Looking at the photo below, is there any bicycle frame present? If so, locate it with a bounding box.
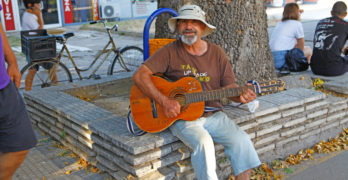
[56,26,121,80]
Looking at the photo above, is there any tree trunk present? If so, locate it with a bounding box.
[155,0,276,84]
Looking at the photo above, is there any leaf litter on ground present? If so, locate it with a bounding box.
[228,128,348,180]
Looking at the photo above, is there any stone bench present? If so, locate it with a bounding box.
[23,75,348,179]
[279,69,348,94]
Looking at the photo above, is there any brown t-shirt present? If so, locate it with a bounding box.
[144,40,236,109]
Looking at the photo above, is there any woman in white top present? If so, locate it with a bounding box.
[269,3,312,71]
[21,0,43,31]
[21,0,58,91]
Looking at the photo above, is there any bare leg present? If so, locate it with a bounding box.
[25,69,37,91]
[236,169,252,180]
[48,67,58,84]
[342,45,348,55]
[304,46,312,64]
[0,150,29,180]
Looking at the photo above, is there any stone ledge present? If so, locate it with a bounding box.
[24,76,348,179]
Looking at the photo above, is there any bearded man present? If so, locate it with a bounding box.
[132,4,261,180]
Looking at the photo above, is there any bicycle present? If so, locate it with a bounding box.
[20,19,144,91]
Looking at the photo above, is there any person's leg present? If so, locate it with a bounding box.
[25,65,39,91]
[0,150,29,180]
[343,56,348,73]
[342,45,348,55]
[204,111,261,178]
[170,118,218,180]
[48,67,58,83]
[25,69,37,91]
[42,62,58,84]
[272,50,290,75]
[0,82,37,180]
[236,169,252,180]
[304,46,312,64]
[272,50,288,70]
[344,54,348,63]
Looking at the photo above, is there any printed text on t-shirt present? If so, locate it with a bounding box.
[181,64,210,82]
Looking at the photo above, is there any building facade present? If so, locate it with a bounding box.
[0,0,157,32]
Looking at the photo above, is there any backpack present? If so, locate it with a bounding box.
[285,48,309,72]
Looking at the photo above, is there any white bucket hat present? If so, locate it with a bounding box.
[168,4,216,37]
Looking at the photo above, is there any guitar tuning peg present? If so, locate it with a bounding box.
[247,80,261,94]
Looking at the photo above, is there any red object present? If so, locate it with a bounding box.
[63,0,73,24]
[2,0,15,31]
[92,0,99,21]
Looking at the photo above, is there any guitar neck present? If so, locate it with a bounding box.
[185,86,255,104]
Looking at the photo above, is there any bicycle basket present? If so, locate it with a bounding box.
[21,29,56,63]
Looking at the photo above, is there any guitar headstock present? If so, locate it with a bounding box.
[251,79,285,95]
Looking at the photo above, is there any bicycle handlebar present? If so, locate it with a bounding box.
[89,19,118,32]
[111,24,118,31]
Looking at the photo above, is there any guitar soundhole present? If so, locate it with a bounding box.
[174,94,186,106]
[175,94,190,112]
[169,89,189,112]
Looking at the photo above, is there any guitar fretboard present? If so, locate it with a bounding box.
[185,86,255,104]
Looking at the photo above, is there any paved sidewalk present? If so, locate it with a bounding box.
[284,150,348,180]
[13,127,111,180]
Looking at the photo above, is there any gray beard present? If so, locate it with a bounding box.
[181,35,197,46]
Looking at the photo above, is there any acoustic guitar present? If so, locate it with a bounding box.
[130,75,285,133]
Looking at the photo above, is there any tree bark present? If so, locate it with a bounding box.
[155,0,276,84]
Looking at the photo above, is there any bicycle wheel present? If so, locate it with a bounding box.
[108,46,143,75]
[20,60,73,91]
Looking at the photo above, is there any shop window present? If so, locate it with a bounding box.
[63,0,99,24]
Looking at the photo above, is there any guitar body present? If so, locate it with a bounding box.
[130,76,205,133]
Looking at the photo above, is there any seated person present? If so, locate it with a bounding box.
[132,4,261,179]
[310,1,348,76]
[269,3,312,73]
[22,0,57,90]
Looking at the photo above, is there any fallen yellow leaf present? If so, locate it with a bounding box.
[126,174,136,180]
[77,157,90,169]
[69,153,78,158]
[90,166,99,173]
[228,175,235,180]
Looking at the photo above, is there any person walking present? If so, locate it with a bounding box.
[0,4,37,179]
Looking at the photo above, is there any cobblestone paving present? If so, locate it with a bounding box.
[13,127,112,180]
